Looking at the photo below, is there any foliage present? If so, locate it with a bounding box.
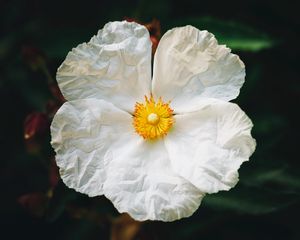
[1,0,299,239]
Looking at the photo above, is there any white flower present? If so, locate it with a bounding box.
[51,21,256,222]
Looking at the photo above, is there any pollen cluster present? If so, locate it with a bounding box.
[133,95,174,140]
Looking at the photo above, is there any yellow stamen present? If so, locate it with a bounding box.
[133,95,174,140]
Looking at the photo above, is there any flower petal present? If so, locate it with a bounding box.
[50,99,132,196]
[103,138,204,221]
[164,98,256,194]
[152,26,245,113]
[57,21,152,112]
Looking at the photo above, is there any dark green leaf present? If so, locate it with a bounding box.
[203,185,299,214]
[45,181,78,222]
[169,16,275,52]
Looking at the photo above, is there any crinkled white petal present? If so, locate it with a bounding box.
[50,99,133,196]
[152,25,245,113]
[103,138,204,222]
[164,98,256,194]
[51,99,204,221]
[56,21,152,112]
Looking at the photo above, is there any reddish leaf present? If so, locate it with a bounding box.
[49,158,60,189]
[48,82,65,103]
[18,192,49,217]
[24,112,49,140]
[111,214,142,240]
[144,18,161,39]
[150,35,159,55]
[46,100,61,118]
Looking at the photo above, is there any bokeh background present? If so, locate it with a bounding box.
[1,0,299,239]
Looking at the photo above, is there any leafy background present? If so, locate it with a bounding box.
[1,0,299,239]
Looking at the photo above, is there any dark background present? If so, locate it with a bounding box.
[1,0,300,239]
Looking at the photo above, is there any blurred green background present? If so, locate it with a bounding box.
[1,0,300,239]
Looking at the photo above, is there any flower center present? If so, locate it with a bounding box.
[147,113,159,125]
[133,95,174,140]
